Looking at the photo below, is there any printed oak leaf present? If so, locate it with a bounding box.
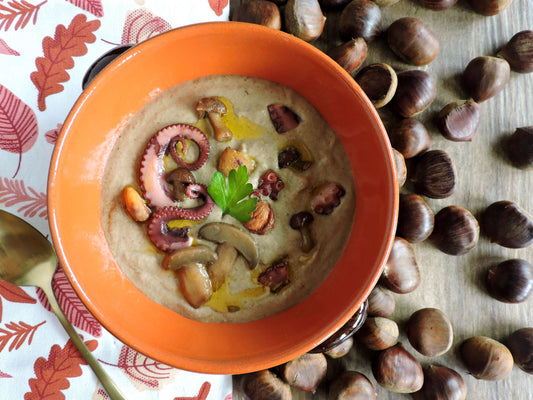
[0,320,46,352]
[0,38,20,55]
[174,382,211,400]
[101,345,177,390]
[0,178,47,218]
[0,0,46,31]
[30,13,100,111]
[121,8,171,44]
[66,0,104,17]
[44,123,62,144]
[0,280,36,324]
[25,338,98,400]
[208,0,228,16]
[0,83,39,178]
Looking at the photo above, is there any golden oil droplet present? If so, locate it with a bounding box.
[206,280,266,313]
[217,97,267,140]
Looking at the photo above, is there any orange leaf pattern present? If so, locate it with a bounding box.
[0,0,46,31]
[208,0,228,16]
[0,38,20,55]
[24,338,98,400]
[65,0,104,17]
[121,8,171,44]
[30,13,100,111]
[0,320,46,352]
[0,177,47,218]
[174,382,211,400]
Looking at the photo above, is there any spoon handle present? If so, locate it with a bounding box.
[41,282,127,400]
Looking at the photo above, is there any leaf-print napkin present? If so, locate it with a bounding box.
[0,1,232,399]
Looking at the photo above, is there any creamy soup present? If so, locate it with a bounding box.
[101,75,355,323]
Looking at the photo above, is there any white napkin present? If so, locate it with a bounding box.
[0,1,232,398]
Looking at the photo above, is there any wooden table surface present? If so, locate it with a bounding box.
[230,0,533,399]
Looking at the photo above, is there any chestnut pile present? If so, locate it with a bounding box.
[232,0,533,399]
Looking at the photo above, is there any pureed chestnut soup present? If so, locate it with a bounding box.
[101,75,356,323]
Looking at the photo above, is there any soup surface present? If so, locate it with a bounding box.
[101,75,356,323]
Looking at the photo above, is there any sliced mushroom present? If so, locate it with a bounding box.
[207,242,238,291]
[175,263,213,308]
[196,97,232,142]
[290,211,315,252]
[165,168,195,202]
[161,245,217,271]
[198,222,259,269]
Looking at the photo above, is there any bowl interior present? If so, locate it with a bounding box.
[48,22,397,374]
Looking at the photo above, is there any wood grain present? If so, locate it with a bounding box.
[230,0,533,399]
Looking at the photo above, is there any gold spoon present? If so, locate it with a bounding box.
[0,210,126,400]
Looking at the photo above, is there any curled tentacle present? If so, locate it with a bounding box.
[147,184,215,252]
[139,124,209,208]
[169,125,210,171]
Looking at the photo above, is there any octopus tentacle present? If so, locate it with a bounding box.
[139,124,209,208]
[169,125,210,171]
[147,184,215,252]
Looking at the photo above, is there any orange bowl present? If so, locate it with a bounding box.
[48,22,398,374]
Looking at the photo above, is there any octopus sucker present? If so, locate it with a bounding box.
[139,124,209,208]
[146,184,215,252]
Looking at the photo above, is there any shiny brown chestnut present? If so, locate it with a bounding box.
[460,336,514,381]
[463,56,510,102]
[324,336,353,359]
[393,148,407,187]
[391,70,437,118]
[328,371,376,400]
[507,328,533,374]
[232,0,282,29]
[319,0,351,9]
[412,365,467,400]
[406,308,453,357]
[506,126,533,169]
[355,63,397,109]
[482,200,533,248]
[468,0,514,16]
[284,0,326,42]
[280,352,327,392]
[367,285,395,318]
[328,38,368,74]
[242,370,292,400]
[339,0,382,42]
[388,118,432,159]
[412,149,456,199]
[498,30,533,73]
[419,0,458,10]
[355,317,399,351]
[436,100,481,142]
[372,343,424,393]
[380,237,420,294]
[397,194,435,243]
[486,259,533,303]
[432,205,479,255]
[387,17,439,66]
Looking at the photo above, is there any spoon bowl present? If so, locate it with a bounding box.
[0,210,125,400]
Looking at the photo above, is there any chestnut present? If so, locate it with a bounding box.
[486,259,533,303]
[280,352,327,392]
[285,0,326,42]
[412,150,457,199]
[355,316,399,351]
[242,370,292,400]
[387,17,439,66]
[328,371,376,400]
[354,63,397,109]
[412,365,467,400]
[432,205,479,255]
[498,30,533,73]
[436,100,481,142]
[391,70,437,118]
[380,237,420,294]
[506,126,533,169]
[468,0,514,16]
[388,118,432,159]
[372,343,424,393]
[419,0,458,10]
[507,328,533,374]
[367,285,395,318]
[327,38,368,74]
[232,1,282,30]
[482,200,533,248]
[397,193,435,243]
[392,148,407,187]
[319,0,351,9]
[460,336,514,381]
[324,336,353,359]
[406,308,453,357]
[463,56,510,102]
[339,0,382,42]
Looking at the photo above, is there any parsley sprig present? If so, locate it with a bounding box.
[207,166,258,223]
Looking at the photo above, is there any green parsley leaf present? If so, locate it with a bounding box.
[207,165,258,223]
